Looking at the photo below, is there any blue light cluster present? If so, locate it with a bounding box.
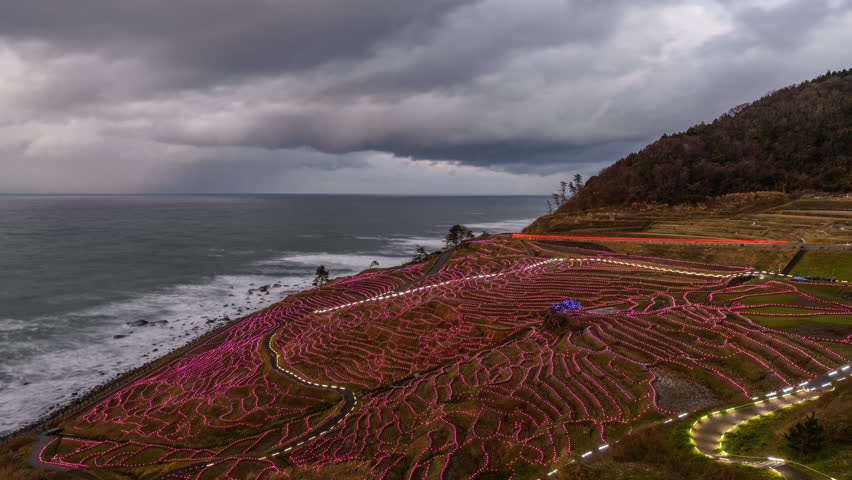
[553,299,582,312]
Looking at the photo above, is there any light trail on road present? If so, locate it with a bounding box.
[513,233,788,244]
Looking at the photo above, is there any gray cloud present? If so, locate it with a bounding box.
[0,0,850,193]
[0,1,471,79]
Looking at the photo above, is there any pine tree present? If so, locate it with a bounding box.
[312,265,330,287]
[445,225,474,249]
[784,413,825,457]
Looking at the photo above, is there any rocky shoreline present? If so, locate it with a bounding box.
[0,282,298,444]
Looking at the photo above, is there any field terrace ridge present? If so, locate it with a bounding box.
[37,237,851,480]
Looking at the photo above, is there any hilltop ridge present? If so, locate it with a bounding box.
[559,69,852,212]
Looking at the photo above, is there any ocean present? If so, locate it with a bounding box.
[0,194,544,436]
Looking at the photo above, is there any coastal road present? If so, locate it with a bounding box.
[511,233,852,251]
[692,367,850,479]
[392,249,452,292]
[29,434,100,480]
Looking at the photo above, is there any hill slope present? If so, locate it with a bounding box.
[562,69,852,211]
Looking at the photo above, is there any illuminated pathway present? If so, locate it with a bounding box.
[530,366,851,480]
[691,365,850,480]
[262,330,357,452]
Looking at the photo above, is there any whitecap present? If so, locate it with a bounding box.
[465,218,535,232]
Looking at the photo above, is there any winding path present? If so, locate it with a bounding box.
[147,331,358,480]
[29,434,100,480]
[691,367,850,479]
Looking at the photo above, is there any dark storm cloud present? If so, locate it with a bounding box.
[0,0,474,87]
[0,0,851,193]
[373,139,652,174]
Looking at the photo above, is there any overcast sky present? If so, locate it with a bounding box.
[1,0,850,194]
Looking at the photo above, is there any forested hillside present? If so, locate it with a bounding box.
[560,69,852,211]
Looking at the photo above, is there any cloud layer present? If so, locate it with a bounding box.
[1,0,850,193]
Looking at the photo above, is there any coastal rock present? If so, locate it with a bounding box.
[127,319,149,327]
[113,334,128,339]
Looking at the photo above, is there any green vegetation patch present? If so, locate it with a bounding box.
[791,250,852,281]
[739,312,852,329]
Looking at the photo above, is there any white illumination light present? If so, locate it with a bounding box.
[581,451,592,457]
[768,457,785,462]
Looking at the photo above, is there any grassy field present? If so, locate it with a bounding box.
[721,380,852,480]
[791,250,852,281]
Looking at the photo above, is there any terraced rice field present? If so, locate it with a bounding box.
[38,238,851,480]
[530,196,852,244]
